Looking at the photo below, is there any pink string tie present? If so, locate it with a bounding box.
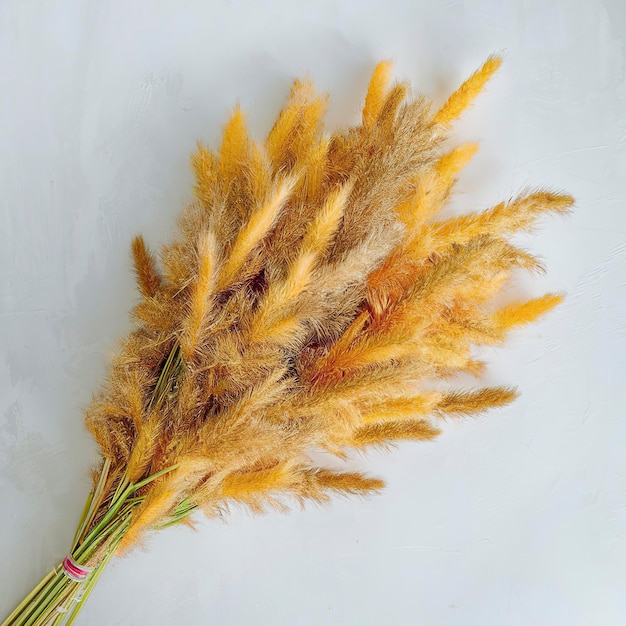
[62,555,94,583]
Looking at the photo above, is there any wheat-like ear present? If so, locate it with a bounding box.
[493,293,565,330]
[396,141,480,230]
[265,79,327,173]
[218,105,250,184]
[352,420,442,447]
[436,142,479,182]
[291,182,351,284]
[131,235,162,298]
[181,229,218,358]
[431,191,574,244]
[359,393,443,423]
[362,60,393,127]
[217,176,295,290]
[433,54,503,125]
[311,469,385,496]
[435,387,519,417]
[191,143,219,208]
[126,418,163,483]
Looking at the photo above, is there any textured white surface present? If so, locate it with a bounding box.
[1,1,625,624]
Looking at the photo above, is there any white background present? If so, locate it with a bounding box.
[1,1,625,624]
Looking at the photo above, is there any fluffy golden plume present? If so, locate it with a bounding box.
[362,60,393,126]
[216,175,294,290]
[181,229,217,358]
[433,54,503,125]
[493,293,565,330]
[131,235,162,298]
[435,387,519,417]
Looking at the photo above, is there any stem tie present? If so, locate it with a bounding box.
[61,555,93,583]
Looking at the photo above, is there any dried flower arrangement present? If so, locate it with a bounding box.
[2,55,571,625]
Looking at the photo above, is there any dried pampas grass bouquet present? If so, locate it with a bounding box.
[3,55,571,625]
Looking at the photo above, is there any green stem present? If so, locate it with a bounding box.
[63,524,128,626]
[72,458,111,551]
[3,341,185,626]
[2,464,179,626]
[1,569,58,626]
[20,572,67,626]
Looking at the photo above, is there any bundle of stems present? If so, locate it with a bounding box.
[3,55,571,625]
